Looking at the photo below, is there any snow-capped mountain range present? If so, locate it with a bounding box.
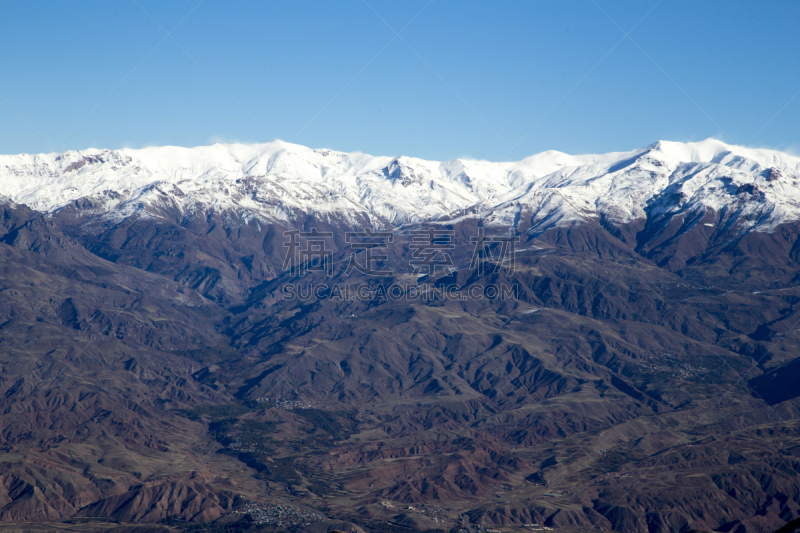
[1,139,799,233]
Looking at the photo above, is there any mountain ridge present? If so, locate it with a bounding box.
[2,139,799,234]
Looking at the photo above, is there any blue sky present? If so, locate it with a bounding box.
[1,1,798,160]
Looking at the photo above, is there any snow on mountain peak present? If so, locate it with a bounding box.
[1,139,799,234]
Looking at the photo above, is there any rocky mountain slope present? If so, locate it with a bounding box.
[1,140,800,533]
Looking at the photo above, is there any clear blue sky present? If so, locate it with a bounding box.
[1,1,798,161]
